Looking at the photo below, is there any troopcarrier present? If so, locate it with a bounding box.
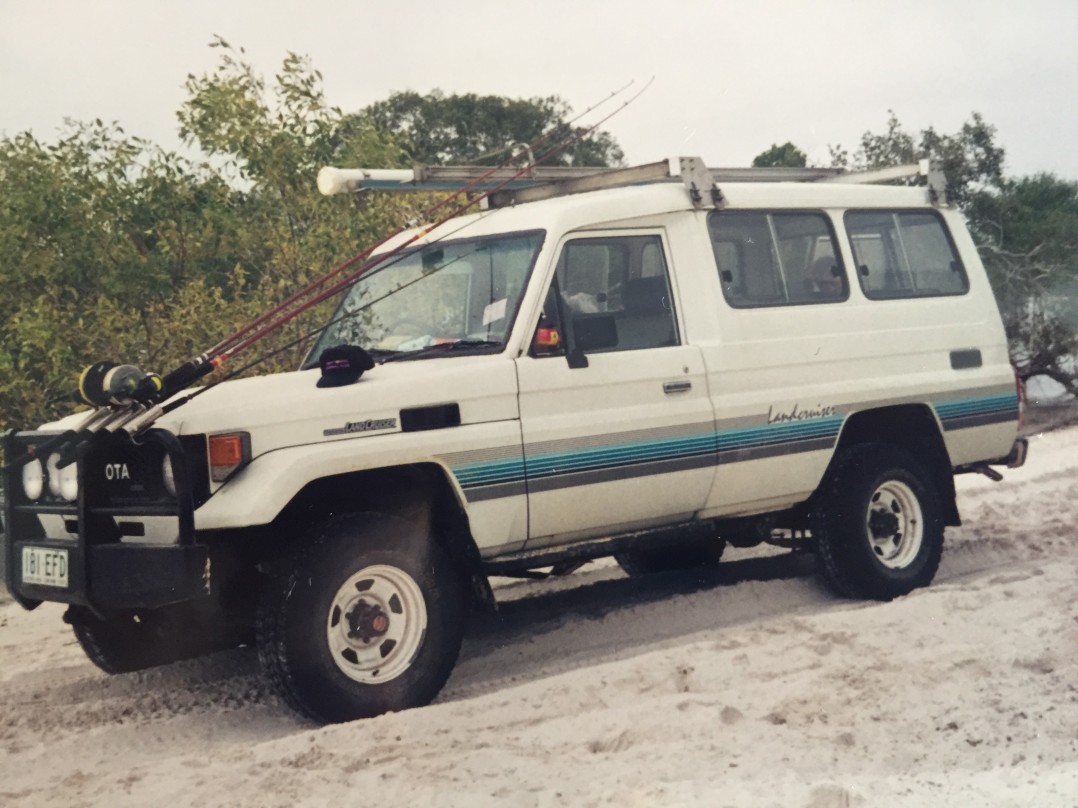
[3,156,1027,723]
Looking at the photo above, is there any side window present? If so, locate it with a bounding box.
[845,210,969,299]
[555,234,679,352]
[707,211,847,307]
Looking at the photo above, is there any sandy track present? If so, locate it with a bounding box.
[2,426,1076,807]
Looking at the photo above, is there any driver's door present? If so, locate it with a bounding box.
[515,231,716,547]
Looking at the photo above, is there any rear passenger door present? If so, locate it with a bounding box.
[701,210,851,515]
[515,230,716,547]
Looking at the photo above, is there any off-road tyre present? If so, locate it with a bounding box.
[615,538,726,577]
[256,513,466,724]
[811,444,944,600]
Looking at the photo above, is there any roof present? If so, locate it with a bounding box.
[379,179,939,251]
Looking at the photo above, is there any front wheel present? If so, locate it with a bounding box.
[256,513,466,723]
[811,444,944,600]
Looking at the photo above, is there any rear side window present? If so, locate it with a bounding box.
[707,211,847,307]
[845,210,968,299]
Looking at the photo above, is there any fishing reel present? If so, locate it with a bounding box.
[76,361,163,406]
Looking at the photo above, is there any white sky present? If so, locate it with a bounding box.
[2,0,1076,179]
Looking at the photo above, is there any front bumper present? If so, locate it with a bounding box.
[3,427,209,612]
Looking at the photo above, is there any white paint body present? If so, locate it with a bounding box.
[43,180,1021,555]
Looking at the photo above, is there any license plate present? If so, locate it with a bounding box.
[22,546,69,588]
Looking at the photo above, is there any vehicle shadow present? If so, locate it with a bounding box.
[443,550,828,702]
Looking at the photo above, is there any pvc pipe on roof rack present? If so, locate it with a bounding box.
[317,167,417,196]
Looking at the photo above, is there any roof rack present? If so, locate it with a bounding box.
[317,156,949,209]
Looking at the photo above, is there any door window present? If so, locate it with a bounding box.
[554,235,679,352]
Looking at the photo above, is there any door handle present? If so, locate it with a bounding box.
[663,380,692,394]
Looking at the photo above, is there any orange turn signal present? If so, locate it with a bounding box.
[208,432,250,482]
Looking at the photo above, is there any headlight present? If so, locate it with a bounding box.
[47,453,63,497]
[47,452,78,501]
[22,458,44,501]
[162,455,177,497]
[57,458,78,502]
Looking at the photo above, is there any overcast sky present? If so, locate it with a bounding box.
[3,0,1076,179]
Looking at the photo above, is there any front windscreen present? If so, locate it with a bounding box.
[308,230,545,363]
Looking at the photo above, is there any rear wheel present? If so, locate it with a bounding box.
[256,513,466,723]
[811,444,944,600]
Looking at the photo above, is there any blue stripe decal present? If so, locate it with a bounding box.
[934,393,1018,425]
[450,393,1017,498]
[524,433,715,478]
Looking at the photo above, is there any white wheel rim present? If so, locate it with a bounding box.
[326,564,427,684]
[865,479,924,569]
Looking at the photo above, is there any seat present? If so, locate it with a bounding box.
[617,277,676,349]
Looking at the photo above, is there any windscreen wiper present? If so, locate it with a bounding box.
[379,339,503,363]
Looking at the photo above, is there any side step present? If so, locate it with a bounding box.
[482,520,717,577]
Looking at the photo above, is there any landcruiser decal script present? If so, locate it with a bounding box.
[446,389,1019,502]
[766,403,838,424]
[323,418,397,437]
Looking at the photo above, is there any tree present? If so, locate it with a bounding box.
[752,142,807,168]
[834,111,1005,205]
[831,111,1075,393]
[177,39,430,373]
[0,123,258,429]
[967,174,1078,393]
[1,41,630,431]
[361,90,624,167]
[0,40,419,430]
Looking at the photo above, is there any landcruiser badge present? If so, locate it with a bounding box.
[323,418,397,437]
[766,403,838,424]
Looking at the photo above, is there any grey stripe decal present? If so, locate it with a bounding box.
[451,384,1018,502]
[717,434,836,464]
[463,481,529,502]
[525,453,716,494]
[525,419,714,457]
[941,411,1018,431]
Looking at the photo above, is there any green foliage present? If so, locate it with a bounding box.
[967,175,1078,393]
[0,123,254,429]
[177,37,422,373]
[832,111,1005,205]
[827,111,1074,392]
[361,89,624,167]
[752,142,807,168]
[0,42,414,430]
[0,40,628,432]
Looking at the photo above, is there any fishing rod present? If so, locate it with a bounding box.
[4,80,653,470]
[201,81,635,363]
[121,81,638,406]
[154,215,502,420]
[204,78,653,373]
